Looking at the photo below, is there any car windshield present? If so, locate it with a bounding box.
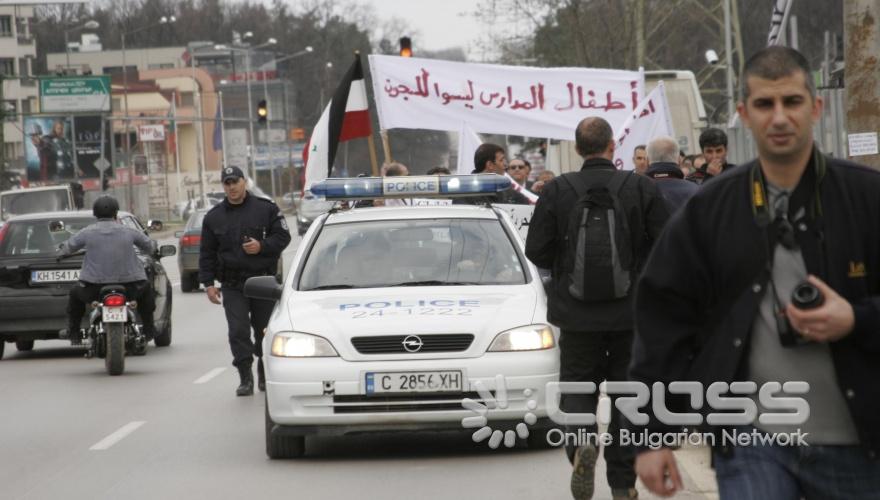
[1,190,71,220]
[298,218,526,290]
[187,211,207,230]
[0,217,94,256]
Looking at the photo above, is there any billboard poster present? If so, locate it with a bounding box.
[73,116,112,179]
[24,116,112,183]
[24,116,75,182]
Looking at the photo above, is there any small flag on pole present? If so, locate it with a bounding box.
[212,102,222,152]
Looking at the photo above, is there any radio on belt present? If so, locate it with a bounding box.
[309,174,511,200]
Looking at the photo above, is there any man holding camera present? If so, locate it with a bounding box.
[631,46,880,499]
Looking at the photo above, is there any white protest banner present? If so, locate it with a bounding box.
[457,122,483,174]
[613,82,675,171]
[370,55,643,140]
[493,203,536,241]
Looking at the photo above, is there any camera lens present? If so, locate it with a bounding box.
[791,282,823,310]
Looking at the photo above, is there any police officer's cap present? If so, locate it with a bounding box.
[222,166,245,183]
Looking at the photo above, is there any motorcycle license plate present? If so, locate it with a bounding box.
[102,306,126,323]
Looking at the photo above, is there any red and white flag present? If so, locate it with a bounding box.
[303,54,372,191]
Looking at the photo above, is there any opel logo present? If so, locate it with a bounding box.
[402,335,424,353]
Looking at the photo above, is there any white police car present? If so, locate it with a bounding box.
[245,174,559,458]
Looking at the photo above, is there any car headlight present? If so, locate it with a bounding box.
[487,324,555,352]
[271,332,338,357]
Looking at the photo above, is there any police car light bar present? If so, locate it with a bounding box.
[309,174,511,200]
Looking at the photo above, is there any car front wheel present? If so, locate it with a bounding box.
[15,340,34,352]
[265,400,305,459]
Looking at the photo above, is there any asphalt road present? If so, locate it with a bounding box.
[0,219,718,500]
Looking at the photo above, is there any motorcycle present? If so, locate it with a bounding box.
[82,284,147,376]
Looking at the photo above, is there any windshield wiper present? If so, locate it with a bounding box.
[388,280,481,287]
[304,284,358,291]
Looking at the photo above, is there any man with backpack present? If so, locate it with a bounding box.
[525,117,669,500]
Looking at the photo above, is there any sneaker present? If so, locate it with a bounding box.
[570,444,598,499]
[611,488,638,499]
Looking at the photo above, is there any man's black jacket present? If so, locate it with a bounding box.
[645,161,698,213]
[525,157,669,332]
[199,192,291,286]
[631,153,880,457]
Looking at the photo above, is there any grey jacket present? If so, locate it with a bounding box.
[61,219,155,283]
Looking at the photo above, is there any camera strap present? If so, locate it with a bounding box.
[750,147,828,342]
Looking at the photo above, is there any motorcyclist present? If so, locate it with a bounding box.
[58,195,157,345]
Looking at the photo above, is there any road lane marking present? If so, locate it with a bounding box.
[89,421,146,451]
[194,367,227,384]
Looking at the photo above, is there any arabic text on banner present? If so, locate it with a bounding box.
[369,55,643,141]
[613,81,675,171]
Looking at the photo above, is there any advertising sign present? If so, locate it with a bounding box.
[24,116,111,182]
[39,76,112,113]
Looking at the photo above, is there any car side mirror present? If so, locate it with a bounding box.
[147,220,163,232]
[244,276,283,301]
[158,244,176,257]
[174,231,184,238]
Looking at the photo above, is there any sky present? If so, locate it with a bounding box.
[363,0,484,57]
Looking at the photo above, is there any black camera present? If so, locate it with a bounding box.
[778,281,824,347]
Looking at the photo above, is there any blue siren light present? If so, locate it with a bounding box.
[309,174,511,200]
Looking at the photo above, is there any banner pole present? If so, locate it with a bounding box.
[367,135,380,176]
[380,129,392,165]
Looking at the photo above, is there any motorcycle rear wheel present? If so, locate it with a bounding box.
[105,323,125,376]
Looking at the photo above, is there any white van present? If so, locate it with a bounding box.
[0,185,79,223]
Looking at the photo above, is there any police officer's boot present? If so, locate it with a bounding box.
[236,365,254,396]
[257,358,266,392]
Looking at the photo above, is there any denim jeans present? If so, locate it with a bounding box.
[713,434,880,500]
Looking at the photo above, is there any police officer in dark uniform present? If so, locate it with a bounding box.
[198,166,291,396]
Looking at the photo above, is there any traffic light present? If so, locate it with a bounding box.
[399,37,412,57]
[257,99,268,124]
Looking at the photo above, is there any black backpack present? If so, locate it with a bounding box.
[561,170,634,302]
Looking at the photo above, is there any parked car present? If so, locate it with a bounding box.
[181,196,221,222]
[281,192,299,211]
[176,208,209,292]
[0,210,175,359]
[295,189,334,236]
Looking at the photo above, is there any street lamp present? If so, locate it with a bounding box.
[214,37,277,182]
[121,15,175,212]
[256,46,314,198]
[63,20,99,74]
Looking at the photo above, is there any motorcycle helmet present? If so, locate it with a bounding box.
[93,195,119,219]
